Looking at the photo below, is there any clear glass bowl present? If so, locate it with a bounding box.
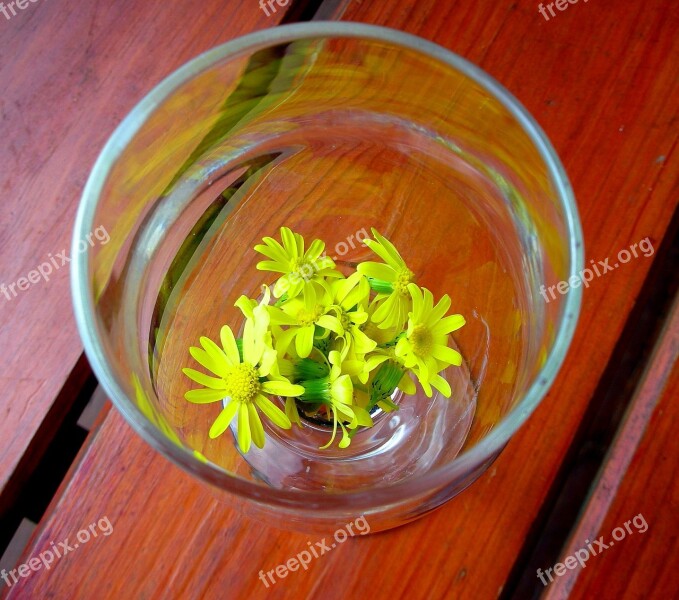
[71,22,583,533]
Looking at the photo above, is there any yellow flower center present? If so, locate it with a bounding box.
[297,305,323,327]
[410,324,433,357]
[291,257,315,280]
[394,268,414,297]
[339,310,352,331]
[223,362,260,403]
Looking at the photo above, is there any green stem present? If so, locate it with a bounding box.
[294,358,330,381]
[369,360,404,409]
[367,278,394,295]
[298,378,331,403]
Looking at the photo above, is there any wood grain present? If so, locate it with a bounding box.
[0,0,283,514]
[546,294,679,599]
[4,0,679,599]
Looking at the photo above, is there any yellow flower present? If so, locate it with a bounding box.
[357,228,416,330]
[183,304,303,453]
[394,284,465,398]
[267,282,332,358]
[361,299,400,345]
[298,351,372,449]
[255,226,341,299]
[234,285,277,375]
[317,272,377,357]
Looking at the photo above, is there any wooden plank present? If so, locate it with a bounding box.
[0,0,285,516]
[545,295,679,599]
[5,1,679,599]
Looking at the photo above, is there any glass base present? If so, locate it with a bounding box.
[229,361,477,491]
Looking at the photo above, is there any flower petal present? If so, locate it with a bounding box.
[185,388,227,403]
[242,318,263,365]
[188,346,220,375]
[331,374,354,405]
[371,229,405,266]
[422,287,435,315]
[431,374,452,397]
[286,276,305,299]
[234,295,255,320]
[209,400,239,437]
[302,281,317,310]
[285,397,302,426]
[364,237,399,269]
[408,284,424,321]
[237,403,251,453]
[294,230,304,257]
[255,237,288,263]
[305,238,325,262]
[274,327,297,356]
[357,261,396,282]
[199,336,232,375]
[338,423,352,448]
[219,325,240,364]
[248,403,265,449]
[371,292,397,325]
[261,379,304,397]
[317,314,343,335]
[320,409,339,450]
[345,282,370,311]
[428,294,452,325]
[182,368,225,390]
[259,346,277,377]
[268,307,298,326]
[254,394,292,429]
[431,344,463,366]
[256,260,286,273]
[349,310,368,325]
[280,227,299,258]
[342,359,364,376]
[295,325,314,358]
[352,406,374,427]
[352,327,377,354]
[398,372,417,395]
[273,275,292,299]
[432,314,466,335]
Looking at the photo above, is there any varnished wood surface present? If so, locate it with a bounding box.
[546,296,679,599]
[0,0,285,513]
[2,0,678,599]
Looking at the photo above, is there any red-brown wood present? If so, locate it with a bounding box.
[0,0,285,513]
[545,295,679,599]
[3,0,679,599]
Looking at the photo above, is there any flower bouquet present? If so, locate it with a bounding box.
[183,227,466,452]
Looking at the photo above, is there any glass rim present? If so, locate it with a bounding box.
[71,21,584,512]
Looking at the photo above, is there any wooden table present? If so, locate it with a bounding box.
[1,0,677,598]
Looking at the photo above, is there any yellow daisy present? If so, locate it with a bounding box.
[394,284,465,397]
[254,226,342,299]
[357,228,416,330]
[317,272,377,357]
[267,281,332,358]
[183,309,303,453]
